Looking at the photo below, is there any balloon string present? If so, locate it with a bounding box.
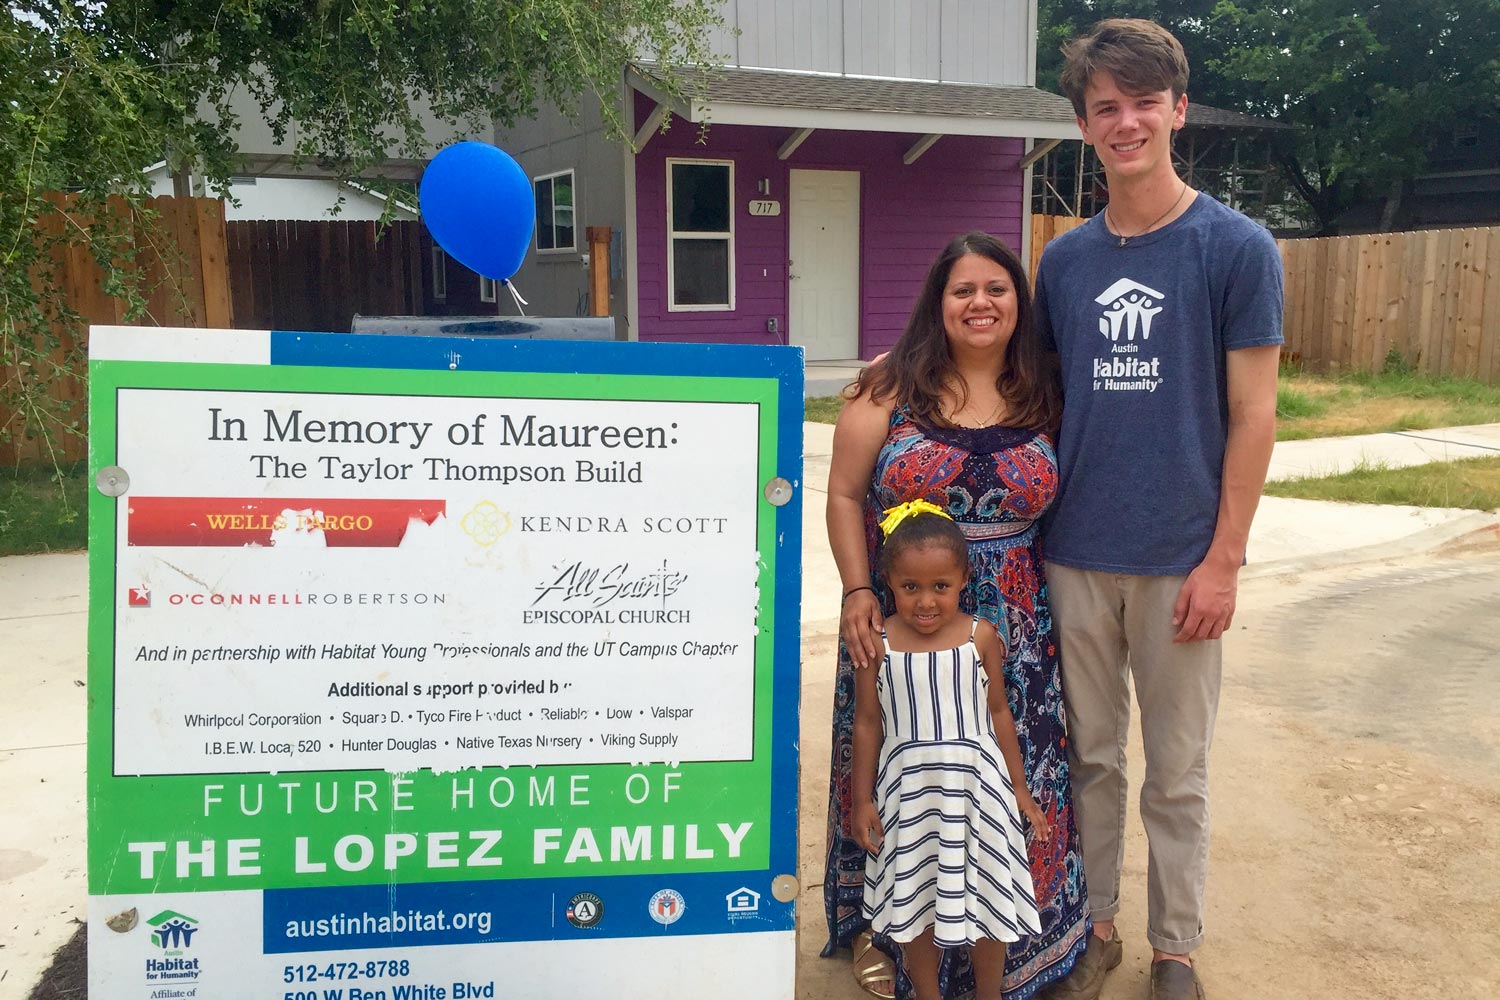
[504,279,529,316]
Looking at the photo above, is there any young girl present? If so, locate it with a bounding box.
[852,501,1050,1000]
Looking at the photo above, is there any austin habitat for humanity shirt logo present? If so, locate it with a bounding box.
[1092,278,1166,393]
[1095,278,1165,342]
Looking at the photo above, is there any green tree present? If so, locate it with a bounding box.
[1209,0,1500,232]
[1036,0,1500,233]
[2,0,722,465]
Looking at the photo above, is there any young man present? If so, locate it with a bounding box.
[1034,19,1282,1000]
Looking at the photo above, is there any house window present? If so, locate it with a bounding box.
[432,247,448,300]
[667,159,734,311]
[534,169,576,252]
[1454,122,1480,148]
[480,276,497,303]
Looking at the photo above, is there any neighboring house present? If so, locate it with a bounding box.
[143,162,419,222]
[1329,116,1500,234]
[496,0,1079,359]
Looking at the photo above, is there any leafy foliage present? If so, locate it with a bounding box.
[1036,0,1500,232]
[1,0,723,466]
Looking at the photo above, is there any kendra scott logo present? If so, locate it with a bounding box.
[461,501,513,546]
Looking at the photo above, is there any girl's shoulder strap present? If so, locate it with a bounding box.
[969,615,981,642]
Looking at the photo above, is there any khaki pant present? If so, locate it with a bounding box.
[1045,563,1221,954]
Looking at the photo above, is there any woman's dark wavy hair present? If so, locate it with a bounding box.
[848,232,1061,433]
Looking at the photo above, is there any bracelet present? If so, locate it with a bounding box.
[841,585,876,603]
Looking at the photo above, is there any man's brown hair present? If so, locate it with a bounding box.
[1058,18,1189,119]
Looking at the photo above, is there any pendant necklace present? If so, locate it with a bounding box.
[1105,183,1188,248]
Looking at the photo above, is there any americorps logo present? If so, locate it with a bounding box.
[148,910,199,951]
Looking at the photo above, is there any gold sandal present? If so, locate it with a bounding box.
[852,928,897,1000]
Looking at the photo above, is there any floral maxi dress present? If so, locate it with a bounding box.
[823,411,1088,1000]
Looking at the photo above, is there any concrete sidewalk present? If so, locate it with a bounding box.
[1267,423,1500,481]
[801,421,1500,627]
[4,422,1500,994]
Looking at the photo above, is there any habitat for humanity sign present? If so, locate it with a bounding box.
[85,328,802,999]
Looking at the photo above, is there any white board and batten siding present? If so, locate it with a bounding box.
[718,0,1033,86]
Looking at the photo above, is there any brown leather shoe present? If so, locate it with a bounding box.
[1149,959,1205,1000]
[1044,928,1123,1000]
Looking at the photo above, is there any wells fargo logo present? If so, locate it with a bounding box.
[128,497,445,548]
[203,511,377,533]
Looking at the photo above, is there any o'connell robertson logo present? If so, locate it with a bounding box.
[648,889,685,926]
[148,910,199,950]
[566,892,604,929]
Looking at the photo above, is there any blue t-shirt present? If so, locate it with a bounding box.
[1035,193,1283,575]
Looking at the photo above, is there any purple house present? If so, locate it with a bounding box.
[496,2,1077,361]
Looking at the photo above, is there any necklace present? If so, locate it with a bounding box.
[949,397,1005,429]
[1105,183,1189,248]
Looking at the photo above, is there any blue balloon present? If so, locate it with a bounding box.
[419,141,535,281]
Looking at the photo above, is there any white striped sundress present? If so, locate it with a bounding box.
[862,619,1042,947]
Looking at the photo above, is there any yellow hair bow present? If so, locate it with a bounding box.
[878,499,952,538]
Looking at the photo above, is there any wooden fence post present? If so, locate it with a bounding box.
[587,226,612,317]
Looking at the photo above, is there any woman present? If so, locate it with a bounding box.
[823,233,1088,999]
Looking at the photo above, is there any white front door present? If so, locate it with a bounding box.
[789,169,860,360]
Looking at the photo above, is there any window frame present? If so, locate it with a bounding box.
[533,168,577,254]
[666,157,736,313]
[479,276,497,303]
[431,247,448,301]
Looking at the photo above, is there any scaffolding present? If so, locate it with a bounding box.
[1030,104,1301,229]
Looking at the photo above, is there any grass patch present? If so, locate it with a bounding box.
[1276,368,1500,440]
[1276,384,1328,420]
[806,395,846,424]
[810,370,1500,438]
[0,462,89,555]
[1264,456,1500,511]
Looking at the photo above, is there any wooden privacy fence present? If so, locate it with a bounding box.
[226,220,426,333]
[1029,213,1088,279]
[2,194,231,466]
[1030,215,1500,383]
[1279,226,1500,381]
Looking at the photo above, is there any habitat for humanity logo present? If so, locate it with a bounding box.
[148,910,199,951]
[144,910,203,984]
[1096,279,1166,341]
